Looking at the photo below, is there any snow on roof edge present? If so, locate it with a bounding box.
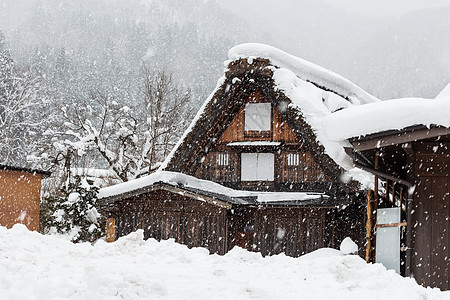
[98,170,326,203]
[228,43,379,105]
[436,82,450,98]
[322,96,450,141]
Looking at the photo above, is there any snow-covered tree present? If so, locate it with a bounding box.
[0,31,53,167]
[50,69,192,182]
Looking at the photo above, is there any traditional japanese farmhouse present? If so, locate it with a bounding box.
[0,164,50,231]
[98,44,450,290]
[99,44,373,255]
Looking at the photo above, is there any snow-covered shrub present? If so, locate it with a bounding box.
[41,176,105,242]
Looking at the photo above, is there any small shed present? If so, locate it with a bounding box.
[0,164,50,231]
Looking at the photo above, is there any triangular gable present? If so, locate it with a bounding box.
[162,58,344,185]
[217,90,299,144]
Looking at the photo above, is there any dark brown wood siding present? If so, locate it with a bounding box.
[195,149,330,189]
[278,151,329,183]
[411,142,450,290]
[227,205,363,258]
[253,208,326,257]
[117,190,228,255]
[194,151,239,183]
[114,189,365,259]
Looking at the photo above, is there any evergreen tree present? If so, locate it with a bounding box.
[41,176,106,243]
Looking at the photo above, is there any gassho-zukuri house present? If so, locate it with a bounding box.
[98,43,450,290]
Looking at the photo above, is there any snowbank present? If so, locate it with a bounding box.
[0,225,447,300]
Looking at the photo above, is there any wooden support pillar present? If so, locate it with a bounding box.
[392,181,396,205]
[371,153,379,262]
[106,217,116,242]
[365,189,374,263]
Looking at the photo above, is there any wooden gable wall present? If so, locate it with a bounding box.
[194,90,330,191]
[218,90,299,143]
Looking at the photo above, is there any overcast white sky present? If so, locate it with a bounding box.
[323,0,450,16]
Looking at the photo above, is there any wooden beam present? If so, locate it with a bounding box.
[351,127,450,151]
[375,222,407,228]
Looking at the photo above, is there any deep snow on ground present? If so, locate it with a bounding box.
[0,225,447,300]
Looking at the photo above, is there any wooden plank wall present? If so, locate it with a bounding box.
[0,169,42,231]
[117,190,228,255]
[230,207,332,257]
[115,191,365,259]
[278,152,328,183]
[195,151,239,183]
[195,150,329,186]
[217,91,299,144]
[411,142,450,290]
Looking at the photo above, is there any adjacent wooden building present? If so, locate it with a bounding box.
[349,126,450,290]
[0,165,50,231]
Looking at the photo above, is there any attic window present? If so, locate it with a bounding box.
[217,153,229,166]
[287,153,300,166]
[244,103,271,131]
[241,153,274,181]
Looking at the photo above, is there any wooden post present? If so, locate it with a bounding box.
[366,189,374,263]
[392,181,396,205]
[385,178,389,204]
[106,217,116,242]
[372,153,379,262]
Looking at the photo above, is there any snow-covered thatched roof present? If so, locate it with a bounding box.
[161,44,450,183]
[159,43,379,184]
[228,43,379,105]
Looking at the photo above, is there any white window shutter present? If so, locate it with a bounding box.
[257,153,274,181]
[241,153,274,181]
[244,103,271,131]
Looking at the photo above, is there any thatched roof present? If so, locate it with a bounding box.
[160,56,358,188]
